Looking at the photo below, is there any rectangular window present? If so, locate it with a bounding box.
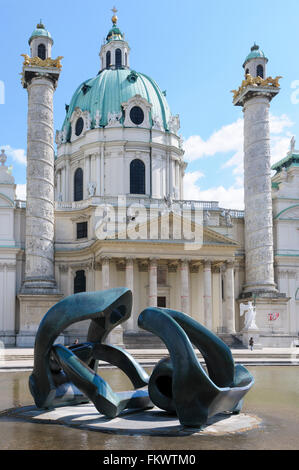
[77,221,88,239]
[157,296,166,308]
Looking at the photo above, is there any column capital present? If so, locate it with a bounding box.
[125,256,135,262]
[58,264,69,273]
[100,256,111,264]
[226,260,235,269]
[203,259,212,268]
[180,258,189,266]
[211,264,221,274]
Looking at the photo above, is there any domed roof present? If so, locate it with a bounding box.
[29,21,53,45]
[106,25,124,42]
[62,68,172,137]
[243,43,267,67]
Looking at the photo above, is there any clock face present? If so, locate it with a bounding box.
[130,106,144,125]
[75,117,84,136]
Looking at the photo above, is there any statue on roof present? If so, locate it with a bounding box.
[290,136,296,154]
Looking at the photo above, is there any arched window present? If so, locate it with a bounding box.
[245,68,249,76]
[130,159,145,194]
[125,52,128,67]
[74,168,83,201]
[115,49,122,68]
[106,51,111,69]
[74,270,86,294]
[257,65,264,78]
[38,44,46,60]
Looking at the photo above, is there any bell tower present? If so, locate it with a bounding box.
[18,23,63,346]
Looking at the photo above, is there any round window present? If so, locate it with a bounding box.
[75,117,84,136]
[130,106,144,125]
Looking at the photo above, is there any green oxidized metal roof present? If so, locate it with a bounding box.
[29,22,53,45]
[62,68,172,136]
[243,44,267,67]
[271,152,299,172]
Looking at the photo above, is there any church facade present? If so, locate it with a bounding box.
[0,14,298,348]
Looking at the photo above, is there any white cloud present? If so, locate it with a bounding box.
[1,145,26,165]
[184,171,244,210]
[183,118,243,162]
[182,113,294,210]
[16,184,26,200]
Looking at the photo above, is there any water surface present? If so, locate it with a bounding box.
[0,366,298,450]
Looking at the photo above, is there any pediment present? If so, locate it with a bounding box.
[100,209,239,247]
[203,227,239,246]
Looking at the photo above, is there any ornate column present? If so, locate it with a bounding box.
[224,261,236,333]
[17,44,63,346]
[148,258,158,307]
[233,68,281,295]
[21,74,60,294]
[125,257,135,331]
[180,259,190,314]
[203,260,212,330]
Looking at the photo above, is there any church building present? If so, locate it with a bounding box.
[0,12,298,348]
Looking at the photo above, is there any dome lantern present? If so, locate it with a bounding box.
[99,8,130,71]
[242,43,268,79]
[28,20,53,59]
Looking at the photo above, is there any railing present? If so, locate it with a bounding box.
[55,196,221,211]
[15,197,245,218]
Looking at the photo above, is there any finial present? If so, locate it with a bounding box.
[111,6,118,25]
[251,42,259,51]
[0,149,7,166]
[37,19,45,29]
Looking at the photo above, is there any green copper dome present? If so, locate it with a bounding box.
[243,44,267,67]
[29,22,53,45]
[62,68,172,138]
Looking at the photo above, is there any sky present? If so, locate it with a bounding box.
[1,0,299,208]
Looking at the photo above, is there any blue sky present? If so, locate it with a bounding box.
[1,0,299,208]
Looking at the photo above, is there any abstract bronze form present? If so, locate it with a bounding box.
[138,307,254,427]
[29,289,254,428]
[29,288,152,416]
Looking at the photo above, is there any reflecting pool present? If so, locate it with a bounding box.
[0,366,298,450]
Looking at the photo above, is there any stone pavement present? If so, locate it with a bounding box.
[1,346,299,370]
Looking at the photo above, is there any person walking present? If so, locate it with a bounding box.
[249,337,254,351]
